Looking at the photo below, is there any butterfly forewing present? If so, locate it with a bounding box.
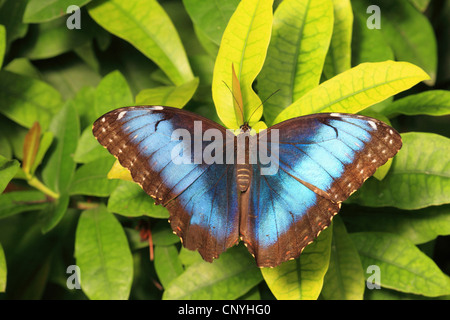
[93,106,240,262]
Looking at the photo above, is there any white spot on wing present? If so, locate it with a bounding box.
[368,120,377,130]
[150,106,163,110]
[117,111,127,120]
[330,113,342,117]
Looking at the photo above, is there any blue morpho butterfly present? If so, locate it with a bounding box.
[93,103,402,267]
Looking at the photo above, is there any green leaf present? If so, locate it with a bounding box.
[0,155,19,193]
[261,226,332,300]
[351,4,393,65]
[342,204,450,245]
[192,23,219,57]
[152,222,180,246]
[0,0,28,46]
[74,71,132,163]
[135,77,199,108]
[258,0,333,125]
[74,42,100,73]
[0,242,6,292]
[88,0,194,86]
[274,61,430,123]
[20,17,92,60]
[355,0,437,85]
[0,25,5,69]
[351,232,450,297]
[39,57,101,100]
[408,0,430,11]
[75,205,133,300]
[93,70,133,122]
[381,90,450,118]
[23,0,91,23]
[69,157,119,197]
[163,245,262,300]
[212,0,273,129]
[154,245,184,289]
[4,58,42,80]
[321,216,365,300]
[42,101,80,195]
[41,192,70,234]
[0,190,48,220]
[350,132,450,209]
[178,247,204,267]
[323,0,353,78]
[0,71,63,130]
[1,120,28,161]
[73,127,110,164]
[125,222,179,251]
[107,181,169,219]
[182,0,240,46]
[71,86,96,130]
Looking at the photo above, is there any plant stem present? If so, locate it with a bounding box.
[75,202,100,210]
[27,176,59,199]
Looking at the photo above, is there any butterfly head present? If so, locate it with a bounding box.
[240,122,251,133]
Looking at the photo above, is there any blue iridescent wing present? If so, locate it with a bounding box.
[93,106,239,262]
[241,113,402,267]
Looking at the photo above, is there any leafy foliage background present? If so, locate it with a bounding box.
[0,0,449,300]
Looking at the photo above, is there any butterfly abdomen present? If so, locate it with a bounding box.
[237,164,252,192]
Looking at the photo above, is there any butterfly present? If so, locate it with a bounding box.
[93,106,402,267]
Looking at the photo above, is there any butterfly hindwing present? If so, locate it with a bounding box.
[93,106,240,262]
[240,113,402,267]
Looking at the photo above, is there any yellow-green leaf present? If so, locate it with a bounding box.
[274,61,430,123]
[0,25,5,69]
[261,226,332,300]
[258,0,334,125]
[88,0,193,86]
[212,0,273,129]
[135,77,199,108]
[0,243,5,292]
[107,160,133,182]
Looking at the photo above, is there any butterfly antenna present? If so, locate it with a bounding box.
[247,89,281,123]
[222,80,245,118]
